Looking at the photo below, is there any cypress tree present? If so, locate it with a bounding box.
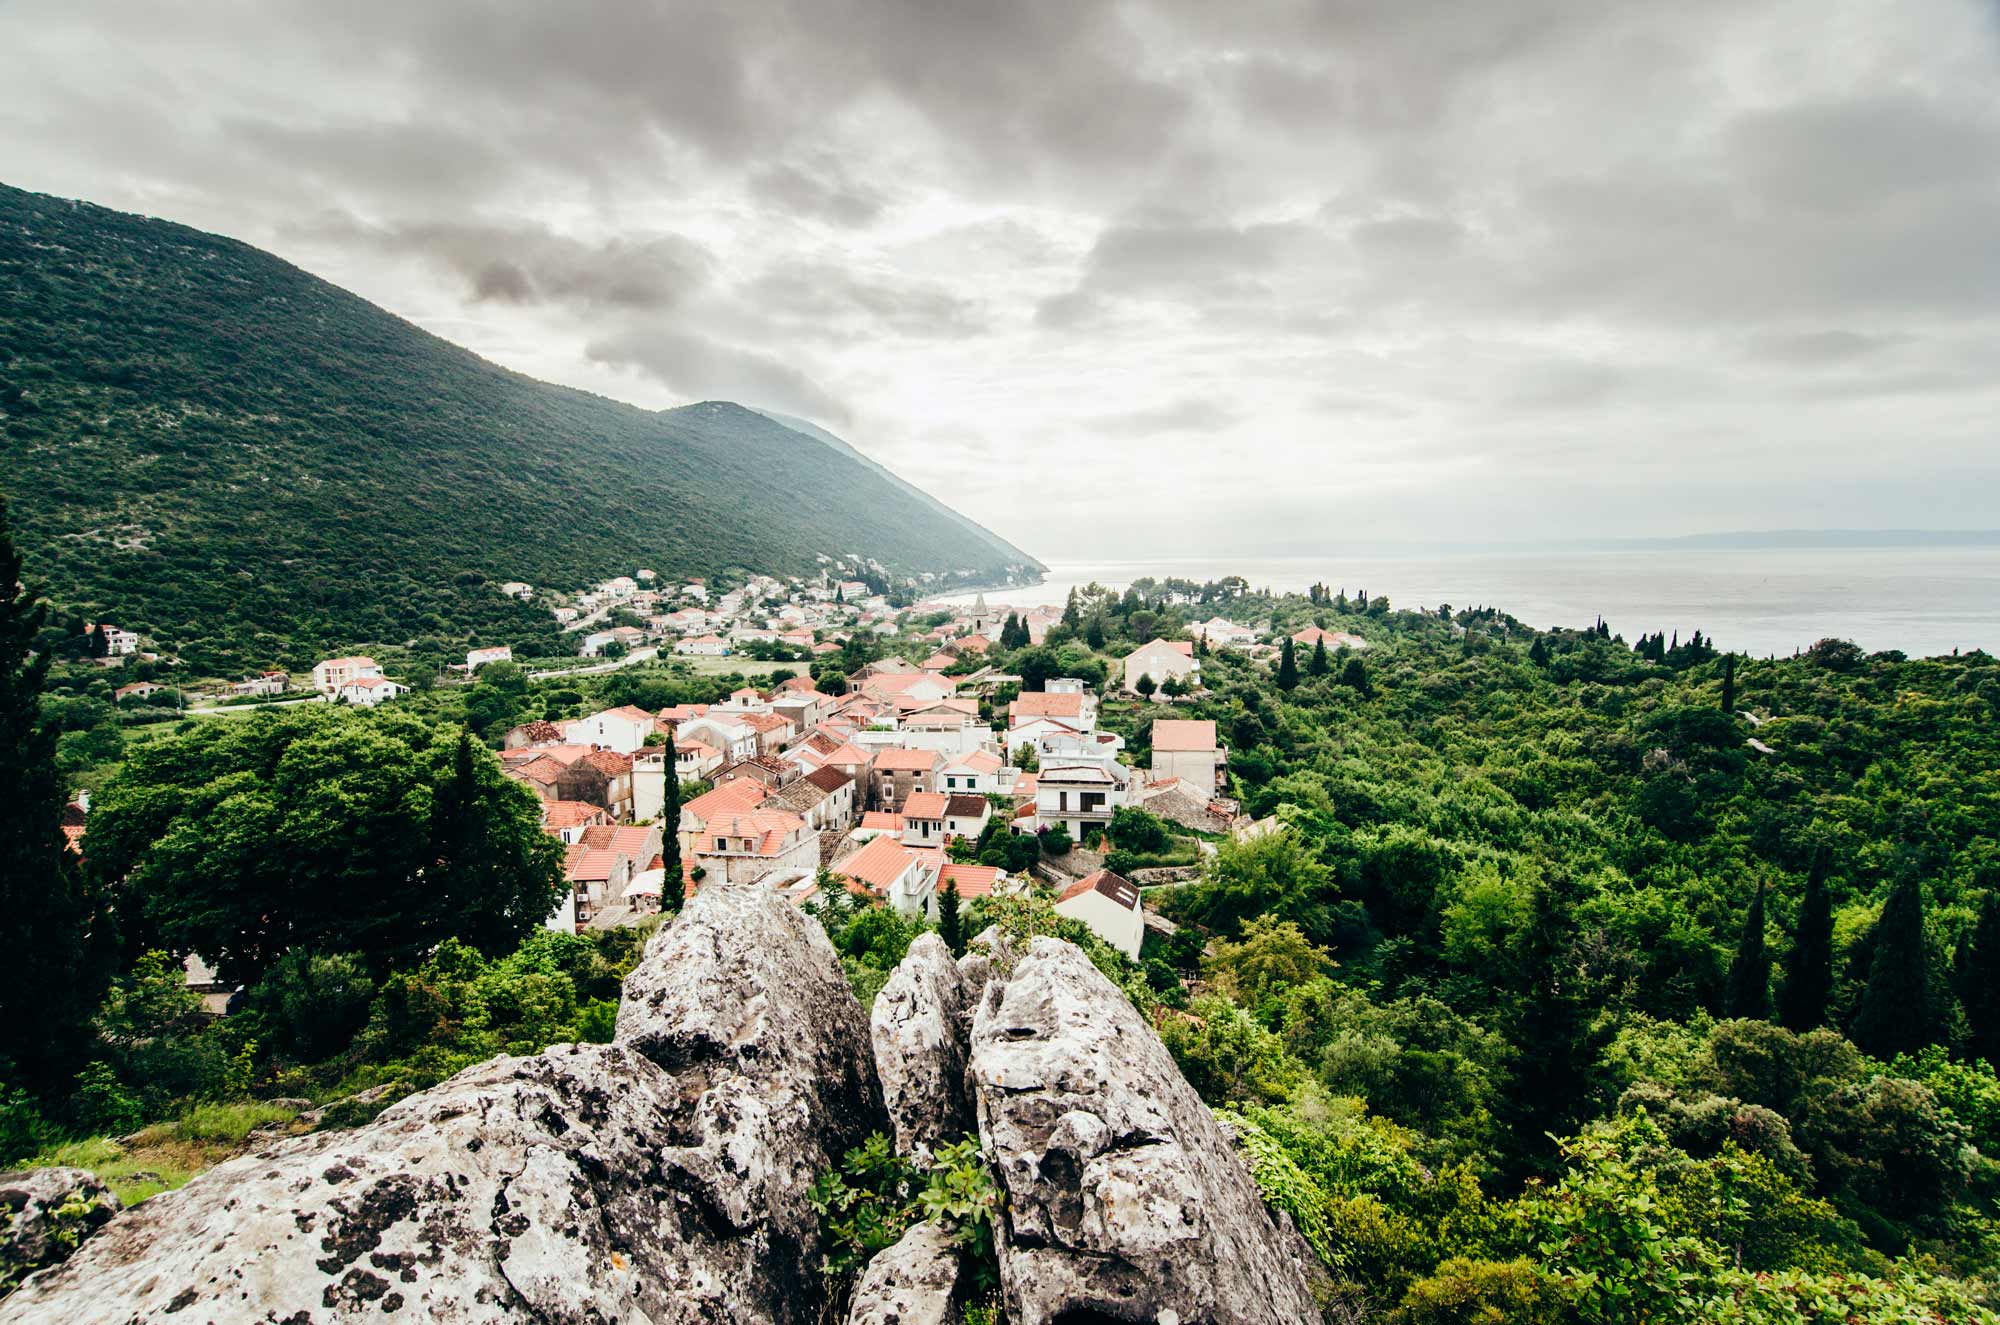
[1851,873,1941,1058]
[1726,879,1771,1019]
[1959,891,2000,1066]
[1085,614,1106,650]
[1779,854,1834,1031]
[1501,876,1600,1180]
[938,876,964,957]
[658,725,685,917]
[1061,589,1081,632]
[1276,638,1299,691]
[1308,638,1329,676]
[0,493,106,1094]
[1528,636,1550,667]
[1721,653,1737,714]
[1339,656,1372,698]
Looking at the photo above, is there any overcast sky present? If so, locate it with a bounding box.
[7,0,2000,558]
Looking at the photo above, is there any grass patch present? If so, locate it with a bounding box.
[24,1101,315,1206]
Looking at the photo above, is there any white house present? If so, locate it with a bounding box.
[1194,617,1257,648]
[466,645,514,671]
[692,808,819,885]
[833,834,939,918]
[675,634,730,656]
[564,705,657,755]
[312,655,383,694]
[677,714,760,766]
[98,625,140,656]
[338,675,407,707]
[1122,638,1199,693]
[939,750,1017,797]
[1053,869,1145,959]
[1035,759,1133,840]
[1150,719,1224,796]
[1009,688,1096,734]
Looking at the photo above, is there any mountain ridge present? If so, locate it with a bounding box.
[0,183,1038,670]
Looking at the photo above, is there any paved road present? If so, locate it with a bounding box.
[185,694,330,716]
[526,646,660,682]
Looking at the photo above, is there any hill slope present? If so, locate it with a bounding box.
[0,184,1039,670]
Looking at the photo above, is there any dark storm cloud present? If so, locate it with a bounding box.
[7,0,2000,552]
[304,215,715,312]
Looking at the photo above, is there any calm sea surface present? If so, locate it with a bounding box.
[941,548,2000,660]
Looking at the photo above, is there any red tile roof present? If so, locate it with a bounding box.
[681,779,769,823]
[1011,692,1084,719]
[901,791,948,820]
[1151,719,1218,752]
[937,864,1001,898]
[835,834,921,893]
[874,748,941,773]
[1058,869,1141,910]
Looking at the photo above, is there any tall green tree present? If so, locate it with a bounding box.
[938,876,964,956]
[1957,891,2000,1066]
[1726,879,1771,1019]
[0,493,108,1093]
[1308,638,1330,677]
[1778,855,1834,1031]
[1501,875,1601,1180]
[659,725,685,917]
[1339,656,1372,697]
[1720,653,1737,714]
[89,707,562,981]
[1851,873,1942,1058]
[1276,638,1299,691]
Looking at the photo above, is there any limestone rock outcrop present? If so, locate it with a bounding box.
[844,1220,959,1325]
[870,933,973,1159]
[0,1169,118,1295]
[2,883,881,1324]
[3,891,1335,1323]
[970,936,1321,1325]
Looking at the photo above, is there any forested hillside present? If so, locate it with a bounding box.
[0,184,1037,671]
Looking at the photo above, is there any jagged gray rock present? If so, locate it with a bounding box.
[872,934,972,1159]
[0,1169,118,1293]
[844,1220,959,1325]
[970,937,1321,1325]
[2,883,882,1324]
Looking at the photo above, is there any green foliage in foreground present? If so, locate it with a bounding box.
[0,182,1033,673]
[809,1132,1002,1314]
[85,706,564,981]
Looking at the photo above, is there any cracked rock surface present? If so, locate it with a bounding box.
[870,933,972,1161]
[844,1220,959,1325]
[970,937,1321,1325]
[2,883,882,1324]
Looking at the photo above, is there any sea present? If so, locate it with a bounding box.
[938,547,2000,660]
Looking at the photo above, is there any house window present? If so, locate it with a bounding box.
[714,838,726,851]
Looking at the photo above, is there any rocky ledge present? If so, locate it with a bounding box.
[1,888,1329,1324]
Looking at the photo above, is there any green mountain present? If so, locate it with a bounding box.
[0,184,1039,671]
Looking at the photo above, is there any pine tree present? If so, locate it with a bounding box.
[1778,854,1834,1031]
[0,493,106,1093]
[1726,879,1771,1019]
[1721,653,1737,714]
[1959,891,2000,1066]
[1502,876,1600,1180]
[938,876,964,956]
[658,725,685,917]
[1276,638,1299,691]
[1339,656,1372,698]
[1308,638,1330,677]
[1528,636,1550,667]
[1085,614,1105,650]
[1851,873,1941,1057]
[1062,589,1082,632]
[87,622,108,658]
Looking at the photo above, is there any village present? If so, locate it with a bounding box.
[324,567,1370,957]
[68,562,1376,960]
